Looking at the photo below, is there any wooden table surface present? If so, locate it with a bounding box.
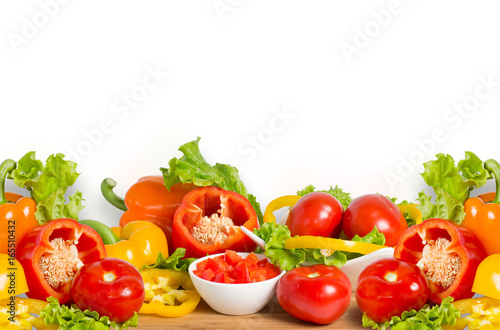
[136,295,364,329]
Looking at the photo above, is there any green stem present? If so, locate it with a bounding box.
[484,159,500,205]
[101,178,127,211]
[0,159,17,205]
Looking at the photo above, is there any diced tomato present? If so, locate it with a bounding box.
[235,262,251,283]
[214,272,233,284]
[265,262,281,279]
[224,250,243,266]
[194,252,281,284]
[249,267,266,283]
[201,269,216,281]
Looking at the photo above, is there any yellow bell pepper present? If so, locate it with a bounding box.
[139,268,200,317]
[284,236,387,254]
[106,221,169,269]
[397,203,422,225]
[472,254,500,300]
[263,195,302,223]
[0,296,57,330]
[442,296,500,330]
[0,254,28,301]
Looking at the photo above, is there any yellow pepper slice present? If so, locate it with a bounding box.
[442,296,500,330]
[263,195,302,223]
[0,296,57,330]
[139,268,200,317]
[472,254,500,300]
[106,221,169,269]
[397,203,422,225]
[284,236,387,254]
[0,254,28,301]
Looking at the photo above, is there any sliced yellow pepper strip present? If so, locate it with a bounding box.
[397,203,422,225]
[263,195,302,223]
[284,236,387,254]
[0,254,28,300]
[139,268,201,318]
[442,296,500,330]
[0,296,57,330]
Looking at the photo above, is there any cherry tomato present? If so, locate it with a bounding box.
[286,192,343,238]
[276,264,351,325]
[342,194,407,246]
[70,257,145,323]
[356,257,430,323]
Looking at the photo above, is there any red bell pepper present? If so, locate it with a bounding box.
[393,218,486,304]
[172,186,258,258]
[17,218,107,303]
[101,176,195,253]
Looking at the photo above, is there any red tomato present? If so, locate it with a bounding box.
[70,257,145,323]
[286,192,344,238]
[356,257,430,323]
[342,194,407,246]
[276,264,351,325]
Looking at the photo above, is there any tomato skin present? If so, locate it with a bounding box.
[70,257,145,323]
[356,257,430,323]
[286,192,344,238]
[276,264,351,325]
[342,194,407,247]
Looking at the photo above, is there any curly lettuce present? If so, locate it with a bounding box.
[362,297,459,330]
[297,184,352,209]
[10,152,84,224]
[160,137,263,222]
[417,152,490,224]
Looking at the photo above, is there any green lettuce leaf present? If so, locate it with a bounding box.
[141,248,196,272]
[417,152,489,224]
[10,152,84,224]
[160,137,263,222]
[41,297,139,330]
[346,227,386,260]
[362,297,459,330]
[297,184,352,209]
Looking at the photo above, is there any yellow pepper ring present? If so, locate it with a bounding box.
[263,195,302,223]
[139,268,201,318]
[397,204,422,225]
[284,236,387,255]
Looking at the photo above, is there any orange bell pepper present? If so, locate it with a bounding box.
[101,176,195,253]
[463,159,500,255]
[0,159,38,255]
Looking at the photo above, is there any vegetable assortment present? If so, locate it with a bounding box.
[1,141,500,329]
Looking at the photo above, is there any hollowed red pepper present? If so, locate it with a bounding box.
[101,176,195,253]
[172,186,258,258]
[393,218,486,304]
[17,218,107,303]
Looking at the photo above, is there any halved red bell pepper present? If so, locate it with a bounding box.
[17,218,107,303]
[172,186,258,258]
[102,176,196,253]
[393,218,486,304]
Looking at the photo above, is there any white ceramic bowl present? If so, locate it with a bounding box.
[188,252,286,316]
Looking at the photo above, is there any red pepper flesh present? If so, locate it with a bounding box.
[172,186,258,258]
[17,218,107,303]
[393,218,485,304]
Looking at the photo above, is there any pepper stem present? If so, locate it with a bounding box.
[0,159,17,205]
[484,159,500,205]
[101,178,128,211]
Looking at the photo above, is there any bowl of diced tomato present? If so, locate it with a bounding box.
[188,250,285,315]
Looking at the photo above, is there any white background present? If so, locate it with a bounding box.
[1,1,500,227]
